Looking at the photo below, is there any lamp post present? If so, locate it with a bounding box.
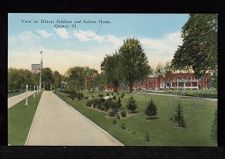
[25,84,28,105]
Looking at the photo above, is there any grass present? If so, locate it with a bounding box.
[8,92,43,145]
[55,90,217,146]
[8,89,25,98]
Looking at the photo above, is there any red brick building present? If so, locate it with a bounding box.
[105,72,211,91]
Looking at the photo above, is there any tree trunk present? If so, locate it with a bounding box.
[113,81,118,92]
[129,82,133,92]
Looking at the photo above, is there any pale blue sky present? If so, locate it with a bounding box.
[8,13,189,74]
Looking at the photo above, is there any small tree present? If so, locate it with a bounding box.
[115,97,122,109]
[145,99,157,119]
[174,102,185,128]
[127,96,137,113]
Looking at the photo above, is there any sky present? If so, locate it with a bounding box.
[8,13,189,74]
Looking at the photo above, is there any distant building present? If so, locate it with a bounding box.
[105,72,211,91]
[31,64,42,74]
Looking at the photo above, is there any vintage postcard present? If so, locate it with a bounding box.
[8,13,217,146]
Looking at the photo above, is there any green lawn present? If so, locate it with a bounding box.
[8,92,43,145]
[55,91,217,146]
[8,90,25,98]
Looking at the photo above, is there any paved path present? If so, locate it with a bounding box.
[137,91,217,101]
[25,91,123,146]
[8,91,36,109]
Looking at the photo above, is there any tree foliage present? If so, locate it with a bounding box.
[118,38,152,92]
[171,14,217,81]
[101,52,121,92]
[53,71,62,89]
[174,102,185,128]
[41,68,53,90]
[127,96,137,113]
[145,99,158,118]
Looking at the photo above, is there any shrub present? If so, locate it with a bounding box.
[113,95,116,100]
[145,99,158,118]
[106,93,109,96]
[115,97,122,109]
[100,105,106,111]
[173,102,185,128]
[121,110,127,117]
[108,110,115,117]
[127,96,137,113]
[113,119,117,125]
[111,92,114,96]
[84,96,88,99]
[99,93,103,97]
[104,98,114,111]
[86,100,92,107]
[121,92,125,98]
[121,123,126,129]
[77,92,84,100]
[68,90,77,100]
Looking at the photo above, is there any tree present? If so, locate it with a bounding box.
[127,96,137,113]
[164,61,173,73]
[41,68,53,90]
[53,71,62,89]
[92,72,105,91]
[145,99,157,118]
[154,63,165,76]
[101,52,121,92]
[174,102,185,128]
[66,66,98,91]
[118,38,151,92]
[171,14,217,81]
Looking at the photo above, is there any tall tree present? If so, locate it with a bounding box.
[118,38,151,92]
[154,63,165,76]
[53,71,62,89]
[171,14,218,81]
[41,68,53,90]
[101,52,121,92]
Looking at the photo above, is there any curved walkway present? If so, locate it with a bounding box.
[8,91,36,109]
[25,91,123,146]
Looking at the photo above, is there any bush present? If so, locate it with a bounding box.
[77,92,84,100]
[106,93,109,96]
[113,95,116,100]
[121,123,126,129]
[103,98,114,111]
[99,93,103,97]
[173,102,185,128]
[84,96,88,99]
[121,110,127,117]
[68,90,77,100]
[113,119,117,124]
[108,110,115,117]
[86,100,92,107]
[145,99,158,118]
[115,97,122,109]
[127,96,137,113]
[121,92,125,98]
